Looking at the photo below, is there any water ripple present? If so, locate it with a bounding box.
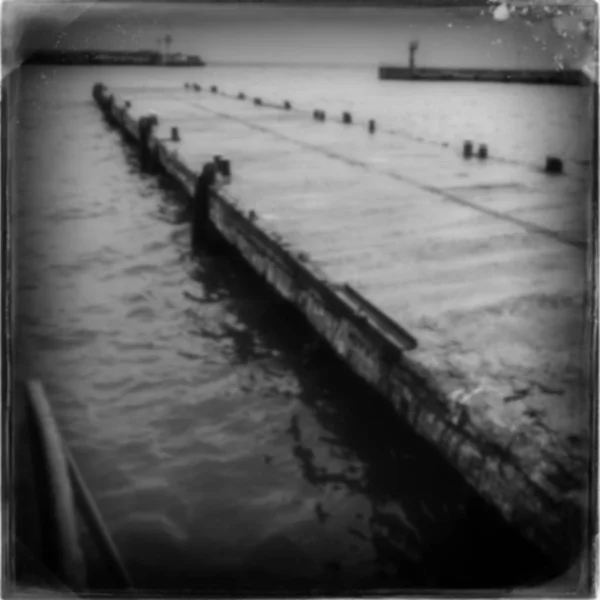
[15,64,554,592]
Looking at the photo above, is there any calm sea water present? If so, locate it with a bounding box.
[13,6,592,591]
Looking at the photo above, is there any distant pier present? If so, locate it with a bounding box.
[378,65,589,85]
[379,39,589,86]
[92,81,590,576]
[26,50,205,67]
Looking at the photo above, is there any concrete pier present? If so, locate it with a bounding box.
[92,82,591,575]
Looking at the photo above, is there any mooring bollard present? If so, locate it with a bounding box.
[463,140,473,159]
[138,116,151,169]
[477,144,488,159]
[103,94,115,123]
[147,113,160,173]
[545,156,563,175]
[284,101,291,110]
[219,159,231,179]
[191,162,217,252]
[368,119,376,134]
[193,83,201,91]
[92,83,106,104]
[211,85,218,93]
[171,127,180,142]
[254,97,262,106]
[342,112,352,124]
[313,109,320,120]
[139,113,159,172]
[238,92,246,100]
[124,99,131,109]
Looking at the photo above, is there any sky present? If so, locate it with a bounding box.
[1,0,596,71]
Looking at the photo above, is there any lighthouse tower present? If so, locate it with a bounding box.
[409,40,419,74]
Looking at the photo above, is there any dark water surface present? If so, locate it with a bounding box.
[13,64,562,593]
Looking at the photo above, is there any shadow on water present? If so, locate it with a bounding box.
[283,353,553,590]
[194,255,553,591]
[103,133,555,595]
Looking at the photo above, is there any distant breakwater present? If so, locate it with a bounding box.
[25,50,205,67]
[378,66,589,86]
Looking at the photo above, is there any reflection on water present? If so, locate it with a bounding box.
[14,65,558,592]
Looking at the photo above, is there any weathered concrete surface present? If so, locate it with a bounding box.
[93,82,592,574]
